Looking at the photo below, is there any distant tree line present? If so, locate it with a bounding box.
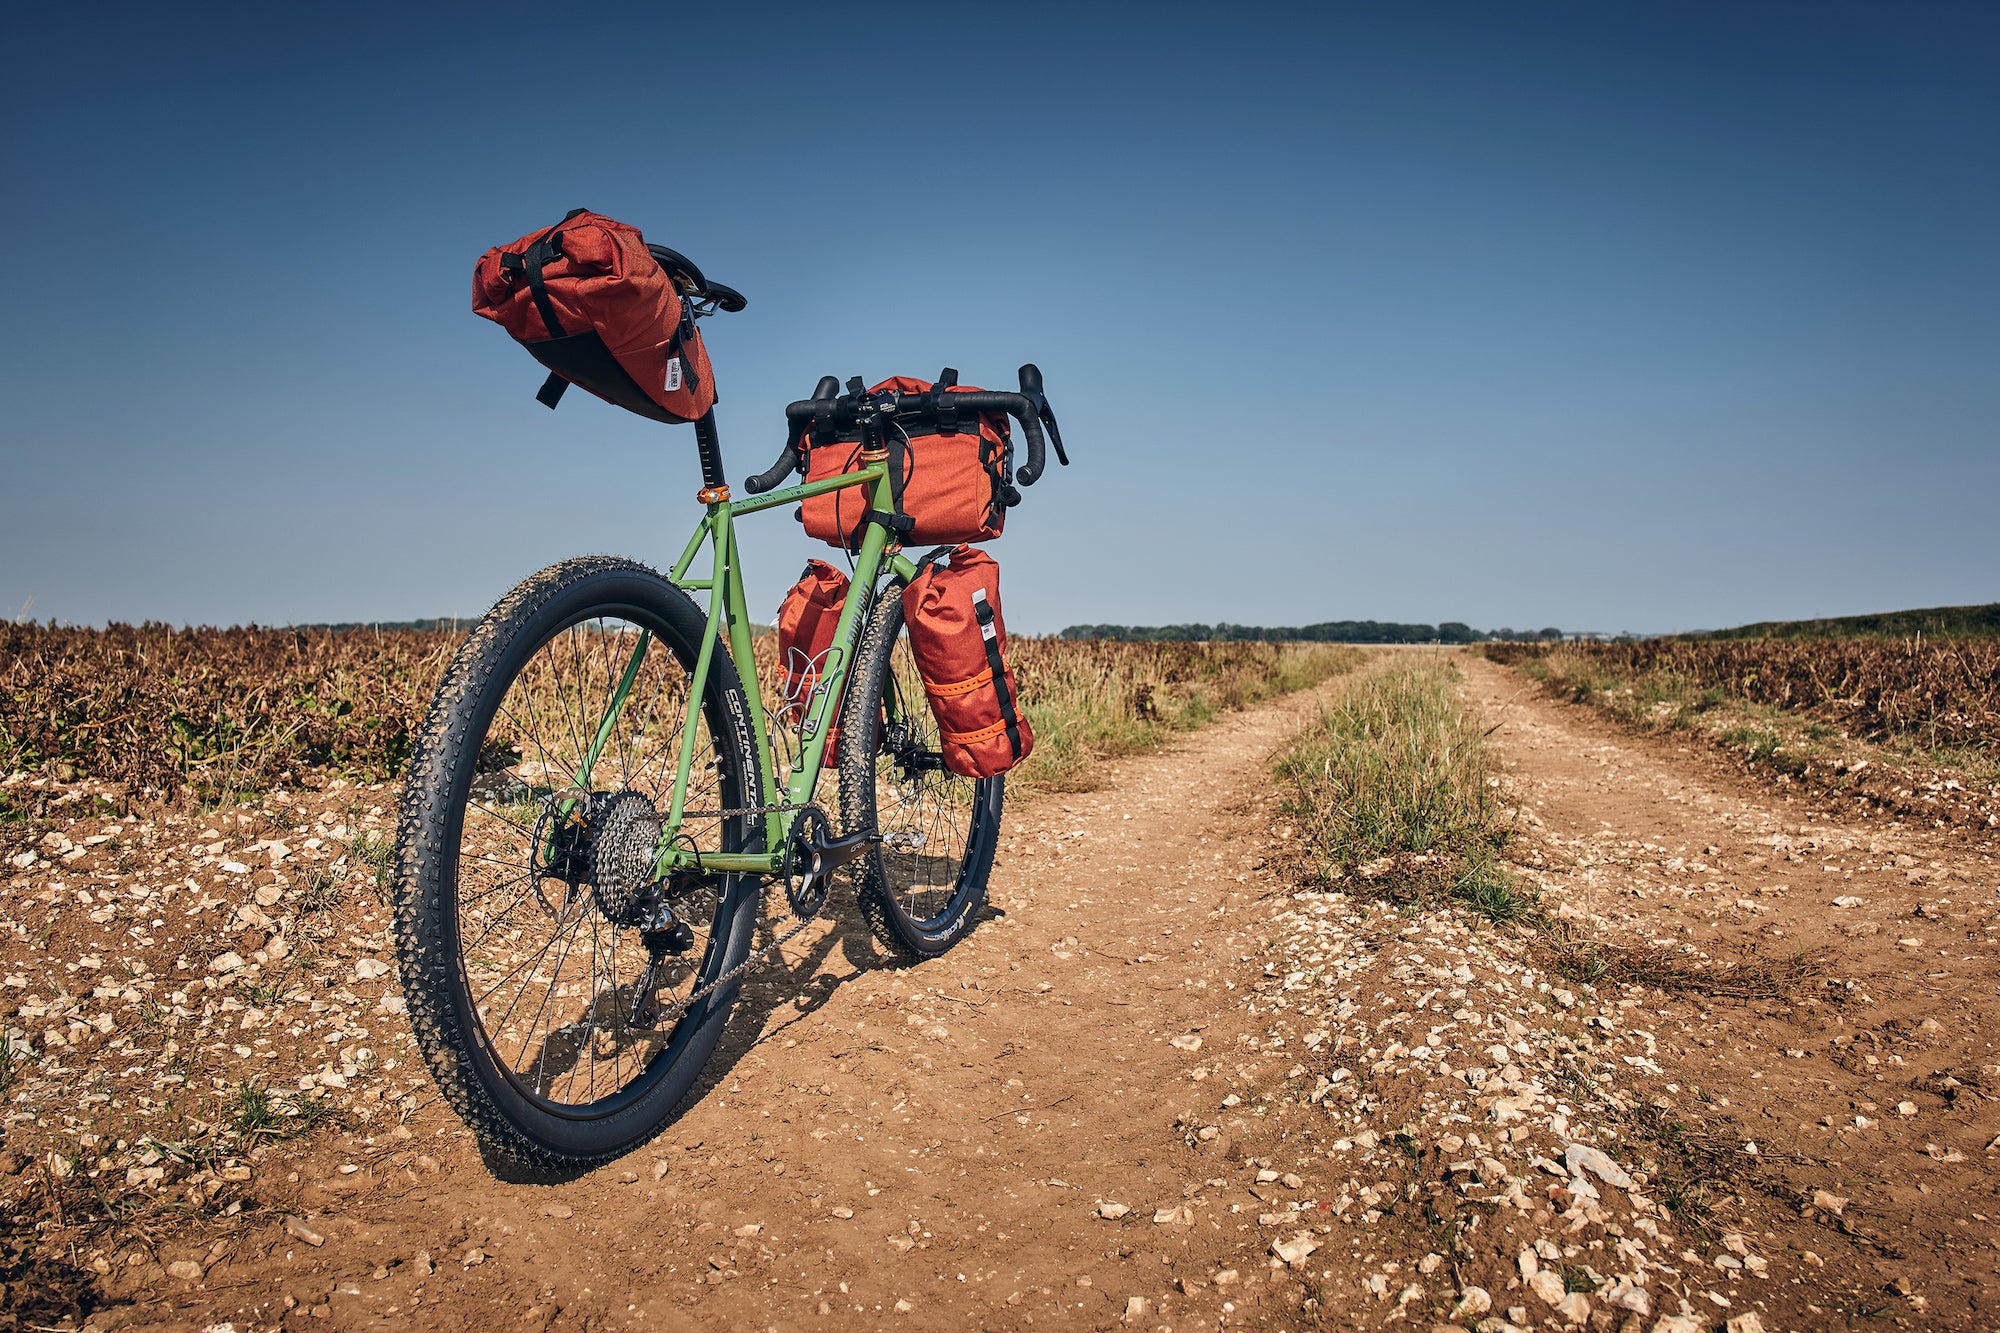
[1687,602,2000,641]
[291,618,470,633]
[1058,621,1569,644]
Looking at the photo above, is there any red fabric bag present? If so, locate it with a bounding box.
[473,209,715,423]
[902,546,1033,778]
[800,373,1012,549]
[776,561,850,733]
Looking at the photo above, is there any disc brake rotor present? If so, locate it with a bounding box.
[526,800,591,918]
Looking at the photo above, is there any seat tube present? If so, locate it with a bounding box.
[693,410,726,491]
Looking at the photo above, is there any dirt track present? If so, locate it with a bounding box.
[12,655,1998,1331]
[1463,655,1999,1330]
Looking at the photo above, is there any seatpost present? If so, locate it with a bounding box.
[693,409,729,502]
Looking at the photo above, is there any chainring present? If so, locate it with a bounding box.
[783,805,834,920]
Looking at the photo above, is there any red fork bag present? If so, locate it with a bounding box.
[776,560,850,731]
[901,545,1034,778]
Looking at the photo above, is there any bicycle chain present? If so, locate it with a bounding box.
[642,886,819,1029]
[678,801,809,819]
[639,799,826,1027]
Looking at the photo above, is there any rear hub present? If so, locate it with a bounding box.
[588,790,664,927]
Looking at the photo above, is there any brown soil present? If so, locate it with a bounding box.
[1462,655,1999,1331]
[5,656,1996,1332]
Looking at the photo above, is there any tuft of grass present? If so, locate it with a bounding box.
[229,1079,280,1137]
[347,830,395,890]
[1537,922,1825,1000]
[1613,1102,1753,1242]
[298,865,344,913]
[0,1037,24,1100]
[1275,655,1529,923]
[229,1079,337,1142]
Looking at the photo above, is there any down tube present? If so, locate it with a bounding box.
[783,517,893,821]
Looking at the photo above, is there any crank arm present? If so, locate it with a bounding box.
[805,828,881,876]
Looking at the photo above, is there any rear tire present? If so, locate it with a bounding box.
[391,556,762,1178]
[840,590,1003,961]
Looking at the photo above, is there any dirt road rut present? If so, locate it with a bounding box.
[126,680,1334,1331]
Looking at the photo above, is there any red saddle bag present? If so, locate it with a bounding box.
[473,209,715,423]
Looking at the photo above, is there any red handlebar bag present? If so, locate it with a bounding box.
[473,209,715,424]
[801,373,1012,549]
[776,561,850,736]
[902,546,1034,778]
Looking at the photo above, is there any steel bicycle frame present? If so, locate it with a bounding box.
[561,458,918,878]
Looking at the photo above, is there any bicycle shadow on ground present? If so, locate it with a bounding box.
[476,883,963,1184]
[694,886,890,1084]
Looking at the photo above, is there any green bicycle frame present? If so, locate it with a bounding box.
[561,459,919,878]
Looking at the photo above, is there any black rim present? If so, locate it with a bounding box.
[867,632,997,932]
[442,599,746,1121]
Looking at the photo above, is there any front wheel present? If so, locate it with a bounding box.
[391,556,763,1177]
[840,589,1004,960]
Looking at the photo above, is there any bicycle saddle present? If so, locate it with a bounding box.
[646,244,747,312]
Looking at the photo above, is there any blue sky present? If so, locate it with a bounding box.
[4,1,1994,634]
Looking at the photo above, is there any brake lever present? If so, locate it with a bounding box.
[1037,401,1068,466]
[1015,364,1069,466]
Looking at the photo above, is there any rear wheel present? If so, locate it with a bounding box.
[840,590,1003,960]
[392,557,762,1177]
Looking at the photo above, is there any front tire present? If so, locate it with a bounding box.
[840,590,1003,961]
[392,556,762,1177]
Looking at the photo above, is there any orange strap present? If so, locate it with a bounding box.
[924,667,993,699]
[943,719,1009,746]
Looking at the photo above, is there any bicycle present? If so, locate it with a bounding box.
[391,244,1065,1175]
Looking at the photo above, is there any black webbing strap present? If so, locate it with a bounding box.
[932,367,962,435]
[971,588,1023,760]
[862,508,913,535]
[885,423,912,536]
[666,301,702,396]
[500,224,570,340]
[509,211,589,410]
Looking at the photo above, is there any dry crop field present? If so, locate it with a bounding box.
[0,626,1995,1333]
[1483,638,2000,831]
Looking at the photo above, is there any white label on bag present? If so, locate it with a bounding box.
[665,356,683,392]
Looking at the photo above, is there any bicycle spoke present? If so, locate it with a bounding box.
[445,607,742,1113]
